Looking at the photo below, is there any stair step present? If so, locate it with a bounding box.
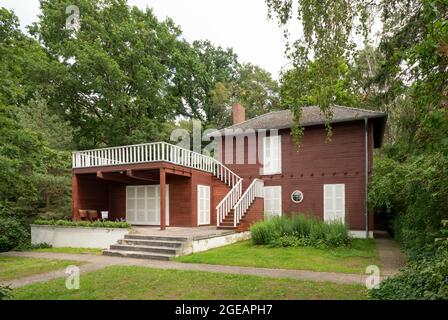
[220,221,236,226]
[217,226,237,230]
[103,249,173,261]
[118,239,184,248]
[125,234,189,242]
[110,244,179,255]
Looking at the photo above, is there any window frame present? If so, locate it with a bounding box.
[291,190,304,204]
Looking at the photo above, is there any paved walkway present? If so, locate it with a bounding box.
[2,251,368,288]
[374,231,406,276]
[1,235,405,288]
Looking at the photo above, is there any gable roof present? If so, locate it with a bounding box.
[211,105,388,148]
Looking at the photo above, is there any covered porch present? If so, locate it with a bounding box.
[72,161,227,230]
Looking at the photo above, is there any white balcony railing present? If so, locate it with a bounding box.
[72,141,240,186]
[232,179,264,227]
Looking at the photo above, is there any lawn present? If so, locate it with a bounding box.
[30,247,103,255]
[0,256,85,282]
[12,265,368,300]
[176,239,380,274]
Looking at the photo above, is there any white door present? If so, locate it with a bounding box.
[264,186,282,219]
[126,185,169,225]
[197,185,210,225]
[323,184,345,222]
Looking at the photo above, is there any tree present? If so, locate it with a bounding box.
[280,58,360,143]
[0,8,51,106]
[30,0,201,148]
[0,103,44,213]
[0,8,74,219]
[17,96,73,217]
[17,95,74,150]
[233,63,280,119]
[266,0,374,139]
[182,40,240,127]
[174,41,279,128]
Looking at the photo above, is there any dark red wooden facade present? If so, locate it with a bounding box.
[216,120,374,232]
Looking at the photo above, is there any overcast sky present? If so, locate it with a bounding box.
[2,0,290,78]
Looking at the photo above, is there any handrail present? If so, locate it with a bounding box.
[233,179,264,227]
[216,179,242,226]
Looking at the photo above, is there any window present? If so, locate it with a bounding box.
[264,186,282,218]
[291,190,304,203]
[263,135,281,174]
[323,184,345,222]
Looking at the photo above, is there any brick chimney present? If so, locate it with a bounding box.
[232,103,245,125]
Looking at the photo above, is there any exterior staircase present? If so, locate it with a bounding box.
[103,234,190,260]
[217,209,236,230]
[216,178,264,230]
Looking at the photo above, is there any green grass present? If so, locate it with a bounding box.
[31,247,103,255]
[0,256,85,282]
[12,265,368,300]
[176,239,380,274]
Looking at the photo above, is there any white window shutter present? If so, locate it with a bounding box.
[198,185,210,225]
[263,136,281,174]
[264,186,282,218]
[324,184,345,223]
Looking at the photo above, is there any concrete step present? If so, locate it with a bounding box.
[118,239,184,248]
[103,249,173,261]
[125,234,189,242]
[110,244,179,255]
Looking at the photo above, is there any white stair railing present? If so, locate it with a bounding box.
[216,179,242,226]
[233,179,264,227]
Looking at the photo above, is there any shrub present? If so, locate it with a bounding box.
[0,216,29,252]
[251,222,275,245]
[250,214,351,248]
[0,285,12,300]
[370,220,448,300]
[33,219,130,229]
[369,154,448,257]
[369,254,448,300]
[15,242,52,251]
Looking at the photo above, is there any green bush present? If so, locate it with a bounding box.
[250,214,351,248]
[33,219,130,229]
[369,254,448,300]
[0,285,12,300]
[15,242,52,251]
[370,220,448,300]
[0,216,29,252]
[369,154,448,257]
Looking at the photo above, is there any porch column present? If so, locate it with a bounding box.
[72,173,79,221]
[160,168,166,230]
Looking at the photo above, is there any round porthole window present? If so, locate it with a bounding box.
[291,190,304,203]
